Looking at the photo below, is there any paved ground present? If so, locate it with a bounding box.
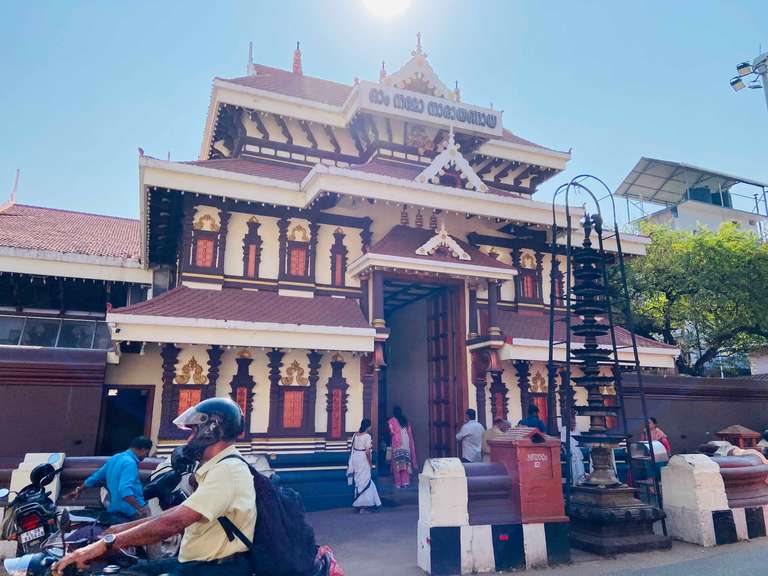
[308,504,768,575]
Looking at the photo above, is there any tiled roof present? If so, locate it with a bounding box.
[111,286,370,329]
[0,203,140,261]
[221,65,551,151]
[178,156,523,197]
[222,65,353,106]
[183,158,311,182]
[498,309,677,351]
[368,225,516,270]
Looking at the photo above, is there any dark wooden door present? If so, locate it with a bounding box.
[427,288,459,457]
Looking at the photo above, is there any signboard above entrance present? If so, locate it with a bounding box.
[354,81,503,138]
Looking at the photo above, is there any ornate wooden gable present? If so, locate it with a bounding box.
[416,128,487,192]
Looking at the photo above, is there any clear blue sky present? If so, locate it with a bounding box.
[1,1,766,221]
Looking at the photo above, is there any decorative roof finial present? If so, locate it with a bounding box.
[453,80,461,102]
[292,41,303,76]
[248,41,254,75]
[412,32,425,57]
[380,60,387,83]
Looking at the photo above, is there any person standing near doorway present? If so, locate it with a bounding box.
[518,404,547,433]
[347,419,382,512]
[387,406,418,488]
[66,436,153,525]
[456,409,485,463]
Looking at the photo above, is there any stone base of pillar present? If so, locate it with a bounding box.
[568,485,671,555]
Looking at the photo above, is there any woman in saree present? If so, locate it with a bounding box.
[387,406,418,488]
[347,418,381,512]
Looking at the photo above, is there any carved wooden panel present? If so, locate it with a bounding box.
[330,389,343,439]
[178,388,201,416]
[194,237,215,268]
[283,389,305,429]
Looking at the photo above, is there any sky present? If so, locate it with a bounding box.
[1,0,767,222]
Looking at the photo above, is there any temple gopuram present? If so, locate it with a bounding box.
[0,38,678,505]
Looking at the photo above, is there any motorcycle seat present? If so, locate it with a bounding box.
[68,514,98,524]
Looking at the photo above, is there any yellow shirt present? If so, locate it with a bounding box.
[179,446,257,563]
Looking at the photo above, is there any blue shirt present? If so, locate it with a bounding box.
[84,450,145,517]
[518,416,547,433]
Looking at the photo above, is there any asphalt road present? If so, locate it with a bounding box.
[308,504,768,576]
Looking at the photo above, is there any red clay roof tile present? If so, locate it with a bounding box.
[111,286,370,329]
[0,204,140,260]
[222,65,353,106]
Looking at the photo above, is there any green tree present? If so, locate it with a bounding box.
[621,222,768,375]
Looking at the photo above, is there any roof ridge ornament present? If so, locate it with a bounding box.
[416,126,488,192]
[293,41,303,76]
[415,221,472,261]
[386,32,452,98]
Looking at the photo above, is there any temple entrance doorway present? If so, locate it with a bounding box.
[97,386,152,456]
[378,277,467,471]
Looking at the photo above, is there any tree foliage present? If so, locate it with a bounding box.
[621,222,768,375]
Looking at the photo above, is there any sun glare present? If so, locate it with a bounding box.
[362,0,411,19]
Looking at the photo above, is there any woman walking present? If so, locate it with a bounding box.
[347,418,381,512]
[387,406,418,488]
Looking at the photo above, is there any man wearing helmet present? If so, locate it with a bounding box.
[54,398,256,576]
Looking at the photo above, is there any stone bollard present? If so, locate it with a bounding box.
[662,454,745,546]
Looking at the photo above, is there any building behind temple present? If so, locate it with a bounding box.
[0,39,677,507]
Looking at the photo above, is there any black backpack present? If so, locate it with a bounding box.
[217,455,318,576]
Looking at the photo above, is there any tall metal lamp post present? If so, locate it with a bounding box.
[730,52,768,112]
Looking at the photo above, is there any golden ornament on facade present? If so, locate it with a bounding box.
[281,360,309,386]
[531,370,547,393]
[289,225,309,242]
[247,216,260,224]
[193,213,220,232]
[521,253,536,269]
[237,348,253,359]
[175,356,208,385]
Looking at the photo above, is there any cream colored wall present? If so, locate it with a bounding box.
[105,345,164,440]
[223,212,281,279]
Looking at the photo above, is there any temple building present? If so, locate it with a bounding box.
[0,39,677,503]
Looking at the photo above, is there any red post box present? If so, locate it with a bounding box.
[488,426,567,524]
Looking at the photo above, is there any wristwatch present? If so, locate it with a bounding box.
[102,533,117,552]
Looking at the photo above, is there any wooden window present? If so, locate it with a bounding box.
[330,389,343,439]
[246,244,258,278]
[178,388,202,416]
[194,238,215,268]
[282,389,305,429]
[521,272,538,300]
[242,218,262,279]
[288,245,308,277]
[333,254,345,286]
[493,391,506,421]
[532,394,548,426]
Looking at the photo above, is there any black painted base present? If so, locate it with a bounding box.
[568,485,671,555]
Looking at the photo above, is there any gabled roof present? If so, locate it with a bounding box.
[368,225,514,270]
[0,203,140,261]
[111,286,369,329]
[222,64,352,106]
[498,309,677,350]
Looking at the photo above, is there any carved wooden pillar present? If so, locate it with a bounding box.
[535,251,544,302]
[266,348,285,434]
[489,370,509,421]
[360,275,370,322]
[325,354,350,440]
[468,285,479,338]
[229,354,256,437]
[546,362,560,434]
[215,207,230,276]
[471,351,489,427]
[204,345,224,399]
[511,248,521,302]
[305,350,322,434]
[361,354,375,421]
[159,343,181,438]
[487,280,500,336]
[277,217,289,279]
[360,219,373,254]
[308,221,320,283]
[180,195,196,271]
[372,270,385,328]
[474,377,487,428]
[514,360,531,417]
[550,255,563,306]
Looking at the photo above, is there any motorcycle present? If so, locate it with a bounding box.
[0,455,96,556]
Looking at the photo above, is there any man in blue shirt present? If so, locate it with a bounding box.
[518,404,547,433]
[66,436,153,524]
